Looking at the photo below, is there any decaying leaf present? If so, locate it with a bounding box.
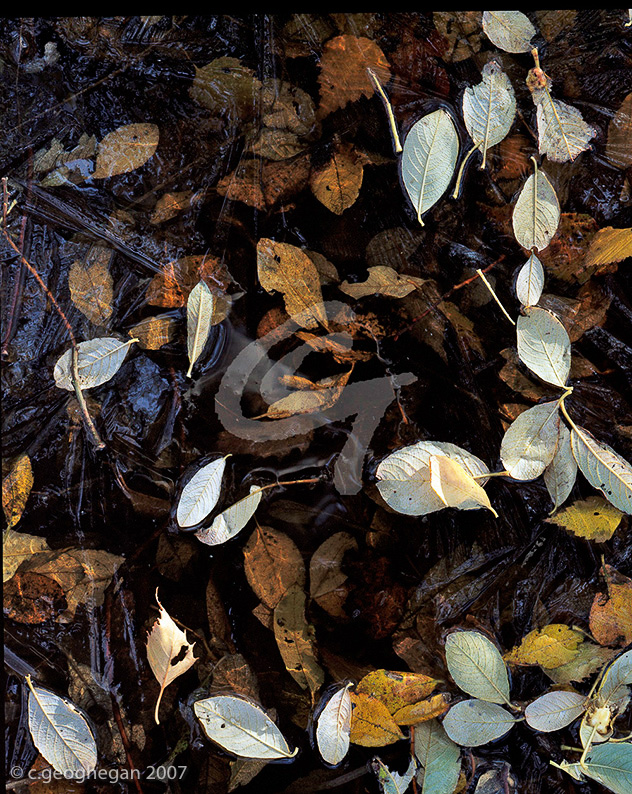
[257,370,352,420]
[433,11,482,62]
[4,570,67,624]
[189,57,262,120]
[500,400,560,481]
[150,190,196,224]
[606,92,632,169]
[256,238,328,330]
[583,227,632,273]
[146,591,197,723]
[544,642,616,686]
[315,683,353,765]
[128,315,176,350]
[504,624,584,669]
[68,247,113,326]
[545,495,624,542]
[340,266,426,299]
[392,693,451,725]
[482,10,536,53]
[2,453,34,529]
[570,425,632,514]
[512,165,560,252]
[309,531,357,618]
[349,691,405,747]
[244,524,305,610]
[92,123,159,179]
[3,528,50,582]
[310,142,364,214]
[146,254,233,309]
[273,584,325,696]
[54,337,137,391]
[590,566,632,647]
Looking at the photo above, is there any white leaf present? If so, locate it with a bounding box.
[512,168,560,252]
[500,400,560,481]
[597,650,632,710]
[414,718,461,794]
[532,79,597,163]
[515,253,544,307]
[195,485,263,546]
[401,109,459,226]
[429,455,497,516]
[374,756,417,794]
[463,61,516,168]
[176,456,227,528]
[544,423,577,512]
[54,337,136,391]
[186,281,215,378]
[583,742,632,794]
[445,631,510,705]
[442,699,516,746]
[524,690,586,732]
[193,694,298,759]
[376,441,489,516]
[482,11,536,53]
[146,591,197,723]
[516,307,571,387]
[570,426,632,514]
[27,677,97,775]
[316,684,353,766]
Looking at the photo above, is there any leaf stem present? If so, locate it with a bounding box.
[71,347,106,450]
[452,142,482,199]
[475,268,516,326]
[473,470,510,480]
[559,396,579,434]
[367,68,402,154]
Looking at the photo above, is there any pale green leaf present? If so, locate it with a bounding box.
[570,426,632,514]
[442,699,516,746]
[195,485,262,546]
[516,308,570,387]
[515,253,545,307]
[482,10,536,53]
[544,423,577,512]
[316,684,353,766]
[583,742,632,794]
[401,109,459,226]
[500,400,560,480]
[463,60,516,168]
[524,690,586,732]
[186,281,214,378]
[512,168,560,252]
[414,718,461,794]
[54,337,136,391]
[597,650,632,710]
[374,756,417,794]
[176,456,227,528]
[445,631,510,704]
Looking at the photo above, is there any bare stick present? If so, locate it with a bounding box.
[476,268,516,326]
[367,68,402,154]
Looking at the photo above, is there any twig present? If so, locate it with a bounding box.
[71,347,105,449]
[367,67,402,154]
[476,268,516,326]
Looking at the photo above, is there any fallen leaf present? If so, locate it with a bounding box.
[504,624,584,669]
[295,331,371,364]
[177,456,227,529]
[432,12,483,62]
[147,590,197,723]
[210,653,260,702]
[92,123,159,179]
[4,571,66,624]
[273,584,324,696]
[373,756,417,794]
[606,92,632,169]
[495,134,532,180]
[500,400,560,481]
[590,565,632,647]
[146,254,232,311]
[570,427,632,515]
[258,370,352,419]
[512,165,560,252]
[244,524,306,609]
[392,693,450,725]
[309,531,357,618]
[315,683,353,765]
[356,669,440,714]
[53,338,137,391]
[429,455,497,516]
[128,315,176,350]
[349,692,405,747]
[68,246,113,326]
[150,191,196,224]
[186,281,214,378]
[583,227,632,275]
[536,10,577,41]
[340,266,426,299]
[310,142,364,214]
[189,57,262,121]
[544,642,616,685]
[3,529,50,582]
[195,486,263,546]
[482,10,536,53]
[539,213,599,283]
[2,453,34,529]
[317,34,391,118]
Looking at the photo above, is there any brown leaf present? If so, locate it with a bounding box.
[538,282,611,342]
[317,34,391,118]
[2,453,33,529]
[495,134,532,180]
[257,238,328,329]
[606,92,632,170]
[498,348,554,402]
[4,571,66,624]
[258,369,352,420]
[310,142,364,214]
[3,529,50,582]
[146,254,232,309]
[589,565,632,647]
[206,576,235,654]
[69,246,113,325]
[365,227,424,272]
[392,692,451,725]
[92,123,159,179]
[432,12,483,62]
[217,154,312,211]
[210,652,260,701]
[539,213,599,283]
[150,191,196,224]
[356,669,440,714]
[128,315,176,350]
[189,57,262,121]
[295,331,372,364]
[340,266,426,299]
[348,692,405,746]
[155,534,197,581]
[535,10,577,42]
[309,531,358,618]
[243,524,306,609]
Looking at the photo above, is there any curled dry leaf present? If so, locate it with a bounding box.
[92,123,159,179]
[500,400,560,481]
[54,337,137,391]
[176,456,227,529]
[482,10,536,53]
[2,453,33,529]
[340,266,426,299]
[315,683,353,765]
[606,92,632,169]
[68,247,113,326]
[258,370,352,420]
[310,142,364,214]
[504,624,583,669]
[244,524,305,609]
[146,590,197,723]
[545,495,623,542]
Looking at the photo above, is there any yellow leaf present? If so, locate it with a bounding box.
[355,669,440,714]
[349,692,405,746]
[589,565,632,647]
[545,496,623,542]
[3,529,50,582]
[2,454,33,529]
[584,227,632,268]
[429,455,497,517]
[310,142,363,214]
[93,123,159,179]
[393,693,451,725]
[128,316,176,350]
[505,624,584,669]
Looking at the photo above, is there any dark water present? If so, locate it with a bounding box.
[2,13,632,794]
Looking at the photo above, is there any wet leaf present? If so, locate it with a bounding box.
[504,624,583,669]
[340,266,426,299]
[258,370,352,420]
[257,239,328,330]
[3,528,49,581]
[27,677,97,775]
[189,57,262,120]
[186,281,214,378]
[597,650,632,709]
[582,742,632,794]
[349,692,406,746]
[393,693,451,725]
[128,315,176,350]
[54,337,137,391]
[356,669,440,714]
[462,60,516,168]
[544,423,578,512]
[376,441,489,516]
[193,694,297,759]
[429,455,497,516]
[228,758,268,792]
[524,690,587,731]
[606,92,632,169]
[195,486,263,546]
[401,109,459,226]
[146,591,197,723]
[516,308,570,387]
[482,11,536,53]
[500,400,560,481]
[583,227,632,271]
[570,425,632,514]
[442,699,516,747]
[315,683,353,765]
[2,453,33,529]
[309,531,357,617]
[273,584,325,696]
[244,525,305,609]
[512,167,560,252]
[515,253,544,308]
[433,12,483,62]
[529,74,596,163]
[150,190,196,224]
[373,756,416,794]
[310,142,364,214]
[4,570,66,623]
[68,247,113,326]
[414,718,461,794]
[317,34,391,118]
[92,123,159,179]
[590,566,632,647]
[176,456,227,529]
[545,495,623,542]
[545,642,616,686]
[445,631,510,705]
[146,254,232,309]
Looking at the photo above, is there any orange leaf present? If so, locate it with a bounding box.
[310,142,364,214]
[349,692,405,746]
[589,565,632,647]
[393,693,451,725]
